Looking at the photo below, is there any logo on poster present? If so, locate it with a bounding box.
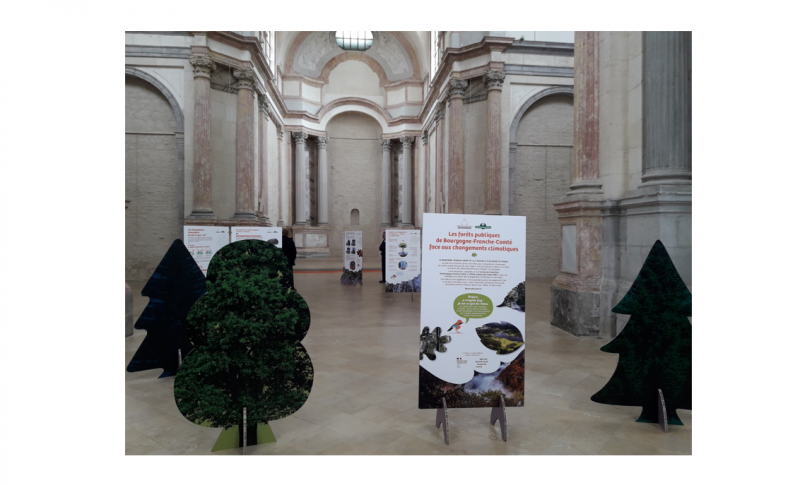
[475,222,492,229]
[456,357,469,368]
[457,218,472,229]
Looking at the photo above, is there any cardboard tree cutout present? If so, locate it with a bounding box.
[591,240,692,425]
[126,239,207,378]
[173,239,313,449]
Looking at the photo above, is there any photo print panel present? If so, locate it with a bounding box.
[127,239,207,378]
[341,231,363,286]
[385,229,420,292]
[591,240,692,425]
[173,240,313,449]
[419,214,527,408]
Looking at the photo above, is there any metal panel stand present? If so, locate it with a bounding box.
[657,389,668,433]
[436,398,449,445]
[490,398,507,441]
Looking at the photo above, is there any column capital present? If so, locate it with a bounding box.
[421,131,429,145]
[381,139,392,151]
[447,78,468,100]
[233,68,256,90]
[433,102,445,124]
[316,136,329,149]
[292,131,308,145]
[400,136,415,147]
[258,94,270,115]
[277,129,283,140]
[189,54,216,77]
[483,70,506,91]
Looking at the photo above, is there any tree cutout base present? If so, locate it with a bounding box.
[210,423,276,452]
[657,389,668,433]
[436,398,449,445]
[591,240,691,425]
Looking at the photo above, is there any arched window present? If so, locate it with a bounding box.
[351,208,360,225]
[336,31,373,51]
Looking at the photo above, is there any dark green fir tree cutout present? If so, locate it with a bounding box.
[173,240,313,449]
[591,240,691,425]
[126,239,207,378]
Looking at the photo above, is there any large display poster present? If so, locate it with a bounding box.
[385,229,421,292]
[418,214,527,409]
[231,227,282,247]
[184,226,230,276]
[341,231,363,285]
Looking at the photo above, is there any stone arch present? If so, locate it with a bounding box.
[318,98,391,132]
[508,86,574,216]
[125,66,184,132]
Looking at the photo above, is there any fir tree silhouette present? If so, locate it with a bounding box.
[126,239,207,378]
[591,240,692,425]
[173,239,313,448]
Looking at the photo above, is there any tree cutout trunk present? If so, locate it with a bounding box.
[591,240,691,425]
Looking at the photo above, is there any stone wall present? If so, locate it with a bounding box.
[513,94,574,278]
[326,112,384,257]
[464,95,488,215]
[125,76,183,281]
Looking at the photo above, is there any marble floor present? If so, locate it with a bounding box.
[125,271,691,455]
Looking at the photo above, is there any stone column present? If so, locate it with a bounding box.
[422,131,430,217]
[483,70,505,214]
[233,68,258,220]
[277,129,284,226]
[568,31,603,195]
[447,79,467,214]
[188,54,216,219]
[399,136,415,227]
[381,139,391,227]
[434,103,445,213]
[551,31,605,337]
[641,31,692,187]
[317,137,329,226]
[292,131,309,225]
[257,95,271,225]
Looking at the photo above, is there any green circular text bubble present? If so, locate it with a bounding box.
[453,293,494,323]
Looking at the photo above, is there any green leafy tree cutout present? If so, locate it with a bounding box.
[173,240,313,448]
[591,240,691,425]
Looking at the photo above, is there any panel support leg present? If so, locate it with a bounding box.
[436,397,449,445]
[490,398,507,441]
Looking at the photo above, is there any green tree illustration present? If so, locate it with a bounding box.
[591,240,691,425]
[173,239,313,447]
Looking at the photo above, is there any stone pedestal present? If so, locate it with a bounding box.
[447,79,467,214]
[292,225,330,258]
[551,198,605,336]
[188,54,216,219]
